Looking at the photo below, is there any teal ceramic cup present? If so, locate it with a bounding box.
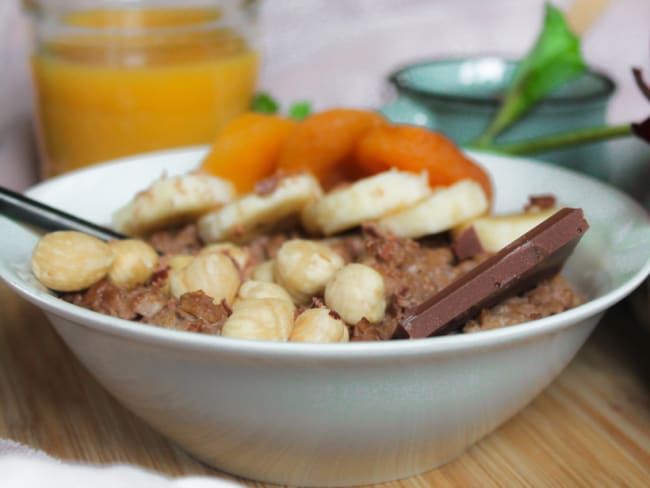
[380,56,620,181]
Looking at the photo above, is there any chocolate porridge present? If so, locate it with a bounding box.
[62,224,582,341]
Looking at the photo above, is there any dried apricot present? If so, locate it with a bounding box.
[354,125,493,199]
[277,109,386,189]
[200,112,296,193]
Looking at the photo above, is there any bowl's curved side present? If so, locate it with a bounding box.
[47,310,600,486]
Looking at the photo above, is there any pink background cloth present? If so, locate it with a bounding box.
[1,0,648,191]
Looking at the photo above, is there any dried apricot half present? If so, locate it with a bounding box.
[277,108,386,189]
[354,125,493,199]
[200,112,296,193]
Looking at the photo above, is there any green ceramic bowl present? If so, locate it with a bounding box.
[381,56,619,179]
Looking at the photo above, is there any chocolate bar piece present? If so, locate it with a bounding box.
[394,207,589,339]
[452,225,484,261]
[525,194,556,212]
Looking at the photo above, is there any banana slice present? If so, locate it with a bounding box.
[377,179,488,239]
[301,169,430,235]
[198,173,323,244]
[452,206,561,259]
[112,173,235,236]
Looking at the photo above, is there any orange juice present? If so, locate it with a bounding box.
[30,7,259,177]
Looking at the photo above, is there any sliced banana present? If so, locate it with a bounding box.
[453,206,561,258]
[377,179,488,239]
[301,169,430,235]
[198,173,323,244]
[112,173,235,236]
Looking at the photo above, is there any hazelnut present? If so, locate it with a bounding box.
[290,308,349,343]
[167,254,194,271]
[274,239,344,304]
[159,254,193,295]
[169,252,240,305]
[222,298,294,341]
[200,242,250,271]
[250,259,275,282]
[107,239,158,287]
[235,280,294,309]
[324,263,386,324]
[31,231,114,292]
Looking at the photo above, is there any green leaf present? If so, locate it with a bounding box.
[475,3,587,145]
[251,92,280,114]
[288,101,312,121]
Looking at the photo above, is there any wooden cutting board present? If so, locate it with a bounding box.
[0,281,648,486]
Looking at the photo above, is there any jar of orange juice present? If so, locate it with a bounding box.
[24,0,260,178]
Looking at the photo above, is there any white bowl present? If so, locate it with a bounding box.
[2,148,649,486]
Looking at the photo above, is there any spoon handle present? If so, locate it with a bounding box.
[0,186,127,241]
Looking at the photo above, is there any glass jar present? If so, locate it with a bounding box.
[24,0,260,178]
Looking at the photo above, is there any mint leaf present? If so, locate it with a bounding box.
[288,101,312,121]
[250,93,312,119]
[251,93,279,114]
[476,3,587,144]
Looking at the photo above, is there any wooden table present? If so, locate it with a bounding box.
[1,280,648,487]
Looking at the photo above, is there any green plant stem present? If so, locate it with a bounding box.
[473,120,505,147]
[470,123,632,155]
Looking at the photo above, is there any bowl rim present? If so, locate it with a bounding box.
[388,55,616,107]
[2,147,649,360]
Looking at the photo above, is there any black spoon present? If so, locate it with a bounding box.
[0,185,127,241]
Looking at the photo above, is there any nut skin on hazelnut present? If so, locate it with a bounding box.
[325,263,386,324]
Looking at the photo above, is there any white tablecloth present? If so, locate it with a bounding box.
[0,439,243,487]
